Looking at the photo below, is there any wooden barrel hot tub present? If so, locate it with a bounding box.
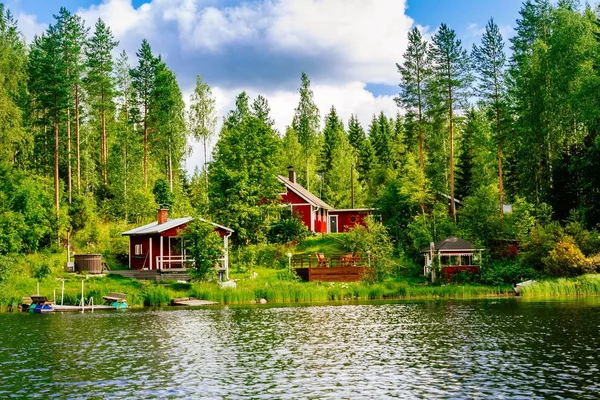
[74,254,103,274]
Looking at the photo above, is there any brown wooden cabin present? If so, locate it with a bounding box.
[122,209,233,277]
[421,236,484,282]
[278,169,376,233]
[291,252,372,282]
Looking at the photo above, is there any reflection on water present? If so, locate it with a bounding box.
[1,299,600,398]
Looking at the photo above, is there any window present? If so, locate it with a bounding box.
[350,216,357,223]
[134,244,143,255]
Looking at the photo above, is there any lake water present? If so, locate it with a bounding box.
[1,299,600,399]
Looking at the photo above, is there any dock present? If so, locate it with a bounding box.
[171,298,218,306]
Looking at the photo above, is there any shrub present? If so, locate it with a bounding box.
[543,239,595,277]
[479,259,538,285]
[346,217,395,282]
[267,210,308,244]
[182,220,224,280]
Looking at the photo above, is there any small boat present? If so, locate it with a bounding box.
[514,280,536,295]
[102,293,129,309]
[27,296,54,313]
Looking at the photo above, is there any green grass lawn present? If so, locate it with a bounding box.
[295,233,348,254]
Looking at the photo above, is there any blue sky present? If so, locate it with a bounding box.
[6,0,529,170]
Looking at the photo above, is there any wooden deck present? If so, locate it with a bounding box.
[292,253,372,282]
[295,266,370,282]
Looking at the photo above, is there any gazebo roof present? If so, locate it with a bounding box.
[421,236,484,253]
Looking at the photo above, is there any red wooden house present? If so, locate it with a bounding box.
[122,209,233,276]
[278,170,375,233]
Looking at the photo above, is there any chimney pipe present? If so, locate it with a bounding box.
[157,208,168,224]
[288,169,296,184]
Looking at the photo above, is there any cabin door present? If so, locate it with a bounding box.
[329,215,338,233]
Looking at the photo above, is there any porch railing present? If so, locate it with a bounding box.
[155,255,195,270]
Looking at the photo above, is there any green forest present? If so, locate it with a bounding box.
[2,0,600,285]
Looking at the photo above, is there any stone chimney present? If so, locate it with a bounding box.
[288,167,296,183]
[157,208,168,224]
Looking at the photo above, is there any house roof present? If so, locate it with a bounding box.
[122,217,233,236]
[277,175,333,210]
[421,236,484,253]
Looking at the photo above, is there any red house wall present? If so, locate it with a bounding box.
[280,189,314,231]
[329,210,371,232]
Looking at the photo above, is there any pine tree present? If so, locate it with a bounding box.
[0,5,28,165]
[347,114,374,185]
[30,29,69,220]
[54,8,88,202]
[189,74,217,202]
[150,60,187,190]
[252,95,274,127]
[429,23,471,221]
[85,18,118,187]
[320,107,356,207]
[396,27,431,211]
[131,39,158,188]
[292,72,320,190]
[473,18,507,215]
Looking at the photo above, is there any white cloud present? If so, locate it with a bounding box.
[15,12,46,42]
[77,0,415,85]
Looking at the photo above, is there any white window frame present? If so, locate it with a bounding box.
[134,244,143,255]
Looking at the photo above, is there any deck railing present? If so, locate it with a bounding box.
[155,255,195,270]
[291,253,372,268]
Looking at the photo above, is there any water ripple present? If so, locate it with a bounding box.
[1,299,600,398]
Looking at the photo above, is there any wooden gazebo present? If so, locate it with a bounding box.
[421,236,484,282]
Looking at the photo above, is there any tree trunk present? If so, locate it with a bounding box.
[305,153,310,191]
[203,136,209,203]
[417,86,425,217]
[102,105,107,185]
[143,107,148,188]
[76,84,81,194]
[67,108,72,204]
[168,140,173,191]
[449,84,456,223]
[497,106,504,216]
[54,114,60,220]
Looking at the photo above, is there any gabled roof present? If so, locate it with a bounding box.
[122,217,233,236]
[421,236,484,253]
[435,236,479,251]
[277,175,333,210]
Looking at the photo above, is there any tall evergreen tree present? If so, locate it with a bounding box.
[292,72,320,190]
[252,95,274,127]
[54,8,87,203]
[85,18,117,187]
[0,5,27,165]
[429,23,471,221]
[131,39,158,188]
[348,114,375,185]
[396,27,431,212]
[150,60,187,190]
[30,29,69,220]
[473,18,508,215]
